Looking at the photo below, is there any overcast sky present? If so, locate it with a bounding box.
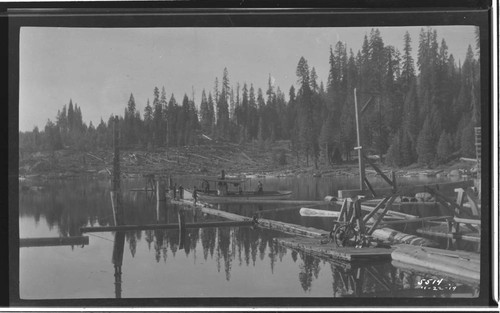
[19,26,477,131]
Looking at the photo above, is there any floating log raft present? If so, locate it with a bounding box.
[276,237,393,262]
[80,221,253,233]
[391,244,480,282]
[20,236,89,248]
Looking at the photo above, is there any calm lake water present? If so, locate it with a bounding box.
[18,175,480,299]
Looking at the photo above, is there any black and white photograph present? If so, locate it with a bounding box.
[9,3,494,308]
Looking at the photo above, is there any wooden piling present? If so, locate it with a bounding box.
[111,116,124,226]
[178,211,186,249]
[157,179,166,202]
[353,88,366,191]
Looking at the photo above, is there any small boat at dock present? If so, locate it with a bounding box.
[198,190,293,202]
[192,177,292,202]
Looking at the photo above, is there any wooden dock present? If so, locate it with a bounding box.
[80,221,253,233]
[183,200,330,238]
[276,237,393,262]
[20,236,89,248]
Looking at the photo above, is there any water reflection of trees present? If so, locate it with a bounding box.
[20,178,168,237]
[141,222,478,297]
[21,179,479,297]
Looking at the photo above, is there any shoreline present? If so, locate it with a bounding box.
[18,141,479,181]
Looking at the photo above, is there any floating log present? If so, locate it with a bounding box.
[80,221,254,233]
[460,157,478,163]
[391,244,480,281]
[182,200,330,238]
[379,216,453,226]
[338,180,475,199]
[276,237,393,262]
[454,217,481,225]
[333,200,417,220]
[20,236,89,248]
[200,199,326,205]
[416,225,480,242]
[299,208,340,217]
[371,228,439,247]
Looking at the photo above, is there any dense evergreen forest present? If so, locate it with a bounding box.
[19,27,481,168]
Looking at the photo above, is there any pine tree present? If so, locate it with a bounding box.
[199,89,210,134]
[216,68,230,138]
[207,92,215,136]
[416,116,436,165]
[436,131,454,164]
[401,31,415,94]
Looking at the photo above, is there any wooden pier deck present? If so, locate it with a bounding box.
[276,237,393,262]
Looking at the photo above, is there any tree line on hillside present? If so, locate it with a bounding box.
[19,27,481,168]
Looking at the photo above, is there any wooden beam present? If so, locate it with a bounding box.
[20,236,89,248]
[362,197,390,224]
[80,221,254,233]
[364,177,377,198]
[368,196,396,235]
[338,198,348,222]
[354,88,366,191]
[360,96,375,115]
[464,188,480,217]
[379,216,453,226]
[338,180,475,199]
[363,156,394,187]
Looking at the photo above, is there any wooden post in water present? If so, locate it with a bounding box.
[111,231,125,299]
[111,116,124,226]
[354,88,366,191]
[156,178,167,222]
[178,210,186,250]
